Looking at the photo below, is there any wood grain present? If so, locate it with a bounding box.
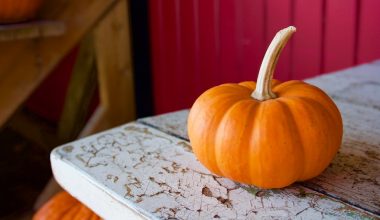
[0,0,118,127]
[93,0,136,127]
[0,20,65,42]
[58,35,98,142]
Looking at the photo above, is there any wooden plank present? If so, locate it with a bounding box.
[0,20,65,42]
[0,0,119,127]
[323,0,357,72]
[141,104,380,214]
[292,0,323,78]
[138,110,190,140]
[357,0,380,64]
[51,123,376,219]
[302,100,380,214]
[58,35,97,142]
[306,62,380,96]
[140,63,380,215]
[93,0,136,126]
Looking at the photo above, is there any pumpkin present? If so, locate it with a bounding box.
[0,0,43,23]
[33,191,101,220]
[188,26,343,189]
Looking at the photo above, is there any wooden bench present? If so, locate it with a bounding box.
[51,61,380,219]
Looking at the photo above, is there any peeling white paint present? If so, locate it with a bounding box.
[52,61,380,219]
[52,123,376,219]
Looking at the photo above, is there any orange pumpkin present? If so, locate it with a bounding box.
[188,26,343,189]
[0,0,43,23]
[33,191,100,220]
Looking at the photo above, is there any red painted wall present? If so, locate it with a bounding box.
[149,0,380,114]
[26,0,380,121]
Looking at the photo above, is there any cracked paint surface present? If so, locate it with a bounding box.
[54,123,376,219]
[140,63,380,215]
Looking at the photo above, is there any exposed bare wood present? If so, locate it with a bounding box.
[93,0,136,127]
[58,35,98,142]
[0,20,65,42]
[0,0,119,128]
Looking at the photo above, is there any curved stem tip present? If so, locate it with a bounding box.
[251,26,296,101]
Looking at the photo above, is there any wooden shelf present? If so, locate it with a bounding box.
[0,20,65,41]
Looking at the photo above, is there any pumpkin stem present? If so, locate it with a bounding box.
[251,26,296,101]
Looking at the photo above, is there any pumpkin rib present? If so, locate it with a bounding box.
[250,100,305,188]
[214,99,259,183]
[276,82,342,125]
[72,204,95,220]
[299,96,342,159]
[288,95,342,133]
[189,85,253,174]
[210,98,250,175]
[61,205,81,220]
[247,102,262,185]
[279,96,342,179]
[90,213,101,220]
[275,99,306,180]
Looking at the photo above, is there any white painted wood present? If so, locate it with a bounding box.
[140,102,380,215]
[52,61,380,219]
[303,100,380,214]
[305,62,380,99]
[371,59,380,65]
[138,62,380,215]
[138,110,190,140]
[52,152,152,220]
[51,123,376,219]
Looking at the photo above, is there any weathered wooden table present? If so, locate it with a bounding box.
[51,61,380,219]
